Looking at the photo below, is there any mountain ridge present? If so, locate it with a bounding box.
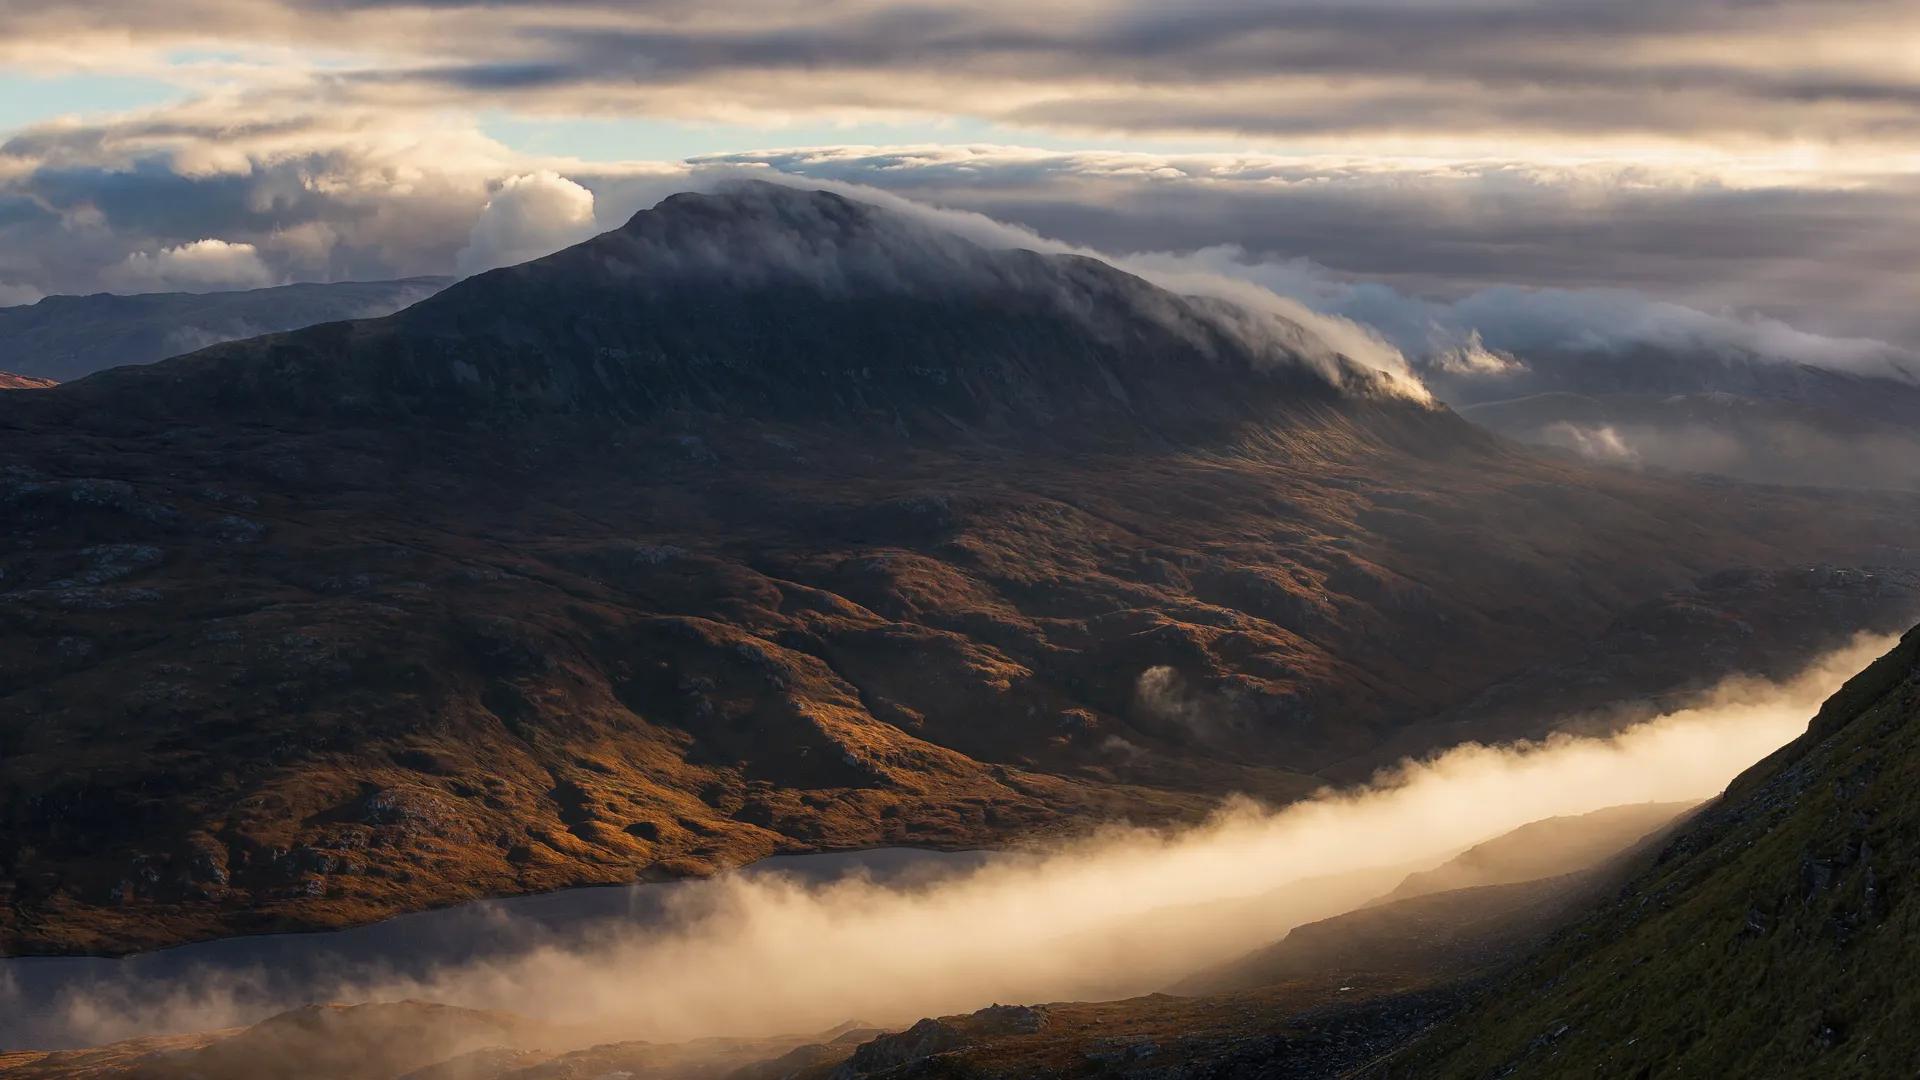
[47,183,1424,438]
[0,278,452,383]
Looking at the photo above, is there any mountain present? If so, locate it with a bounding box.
[0,372,55,390]
[1421,342,1920,415]
[0,278,452,382]
[62,184,1406,424]
[1171,802,1691,998]
[1421,345,1920,491]
[1390,624,1920,1078]
[1369,801,1693,906]
[3,182,1918,955]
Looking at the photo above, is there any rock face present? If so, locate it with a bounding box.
[0,277,451,382]
[1395,625,1920,1078]
[2,183,1919,954]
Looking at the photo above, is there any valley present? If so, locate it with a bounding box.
[1,184,1917,1079]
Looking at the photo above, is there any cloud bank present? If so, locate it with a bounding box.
[100,238,278,294]
[7,0,1920,150]
[14,633,1895,1052]
[455,171,599,276]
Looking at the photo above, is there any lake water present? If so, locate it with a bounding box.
[0,847,992,1050]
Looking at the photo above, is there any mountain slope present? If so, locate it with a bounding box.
[1370,801,1693,906]
[0,372,56,390]
[1391,625,1920,1078]
[1172,803,1690,998]
[0,278,451,382]
[2,183,1918,954]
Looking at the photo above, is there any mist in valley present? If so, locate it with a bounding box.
[9,633,1895,1057]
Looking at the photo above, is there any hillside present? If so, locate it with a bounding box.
[0,372,55,390]
[1390,625,1920,1078]
[1370,801,1693,906]
[3,183,1918,955]
[0,278,450,382]
[1172,803,1689,998]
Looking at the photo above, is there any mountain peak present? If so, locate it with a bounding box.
[41,184,1429,437]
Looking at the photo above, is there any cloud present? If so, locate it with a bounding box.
[12,633,1895,1051]
[709,146,1920,357]
[0,281,45,307]
[1160,248,1920,385]
[100,238,278,293]
[6,1,1920,157]
[455,170,600,275]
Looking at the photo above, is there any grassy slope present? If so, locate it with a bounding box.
[1389,625,1920,1079]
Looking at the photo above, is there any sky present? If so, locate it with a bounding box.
[1,0,1917,355]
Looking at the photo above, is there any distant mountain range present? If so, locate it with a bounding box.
[0,278,451,382]
[3,183,1918,955]
[1421,344,1920,491]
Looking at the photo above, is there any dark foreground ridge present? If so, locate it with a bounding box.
[1385,625,1920,1078]
[2,183,1918,954]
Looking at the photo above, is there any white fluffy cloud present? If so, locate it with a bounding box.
[100,238,278,294]
[454,171,601,275]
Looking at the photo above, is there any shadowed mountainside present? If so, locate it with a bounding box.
[3,183,1919,955]
[1388,625,1920,1078]
[0,278,451,383]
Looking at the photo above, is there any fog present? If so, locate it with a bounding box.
[16,633,1893,1052]
[1112,244,1920,387]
